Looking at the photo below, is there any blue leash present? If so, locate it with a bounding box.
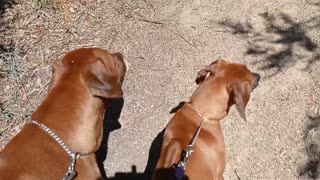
[174,165,185,180]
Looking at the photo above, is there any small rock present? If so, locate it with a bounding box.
[69,7,77,13]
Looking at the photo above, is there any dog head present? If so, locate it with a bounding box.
[49,48,126,99]
[195,59,260,120]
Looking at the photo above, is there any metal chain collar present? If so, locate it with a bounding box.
[31,120,80,180]
[176,103,206,170]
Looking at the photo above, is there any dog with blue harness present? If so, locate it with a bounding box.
[152,60,260,180]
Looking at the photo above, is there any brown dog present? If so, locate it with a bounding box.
[0,48,126,179]
[152,60,259,180]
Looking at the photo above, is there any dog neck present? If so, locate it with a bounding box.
[31,83,107,155]
[189,78,230,121]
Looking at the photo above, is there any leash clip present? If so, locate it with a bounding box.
[178,145,194,170]
[63,153,80,180]
[174,145,194,180]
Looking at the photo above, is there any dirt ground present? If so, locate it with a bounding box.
[1,0,320,179]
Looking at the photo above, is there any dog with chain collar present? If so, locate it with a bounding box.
[152,59,260,180]
[0,48,126,179]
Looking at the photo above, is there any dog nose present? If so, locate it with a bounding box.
[252,73,260,91]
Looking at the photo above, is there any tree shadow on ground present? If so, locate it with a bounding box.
[107,102,187,180]
[96,98,124,179]
[0,0,15,17]
[0,0,17,59]
[299,114,320,180]
[0,0,16,33]
[218,11,320,78]
[306,0,320,6]
[0,42,16,79]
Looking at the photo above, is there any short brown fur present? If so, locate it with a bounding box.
[152,59,259,180]
[0,48,126,180]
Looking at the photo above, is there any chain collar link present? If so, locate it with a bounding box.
[175,103,206,170]
[31,120,80,180]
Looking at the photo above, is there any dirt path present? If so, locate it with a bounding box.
[1,0,320,179]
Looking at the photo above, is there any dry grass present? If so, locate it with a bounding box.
[0,0,98,149]
[35,0,72,11]
[0,46,32,149]
[35,0,54,9]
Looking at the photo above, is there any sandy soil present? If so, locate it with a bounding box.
[1,0,320,179]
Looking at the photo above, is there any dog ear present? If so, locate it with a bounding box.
[195,65,211,84]
[52,57,64,74]
[195,59,224,85]
[112,52,126,83]
[86,60,123,99]
[48,57,64,91]
[230,81,252,121]
[112,52,124,62]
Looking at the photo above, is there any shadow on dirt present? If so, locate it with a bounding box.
[0,43,14,53]
[0,0,16,32]
[143,128,165,180]
[0,42,25,83]
[108,165,146,180]
[106,128,165,180]
[299,114,320,179]
[306,0,320,6]
[218,11,320,77]
[96,98,124,179]
[107,122,165,180]
[0,42,14,79]
[107,128,188,180]
[107,102,187,180]
[0,0,17,57]
[0,0,15,17]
